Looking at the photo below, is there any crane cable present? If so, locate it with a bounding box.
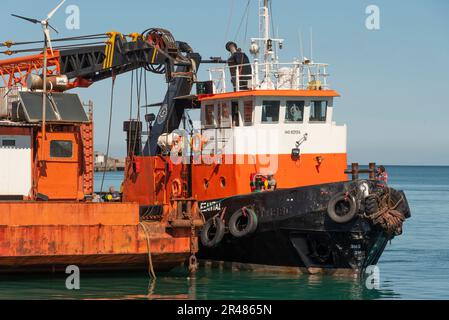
[132,68,144,155]
[233,0,251,44]
[224,0,235,44]
[1,33,107,47]
[99,75,116,194]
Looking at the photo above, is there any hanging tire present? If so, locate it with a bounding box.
[364,195,379,216]
[327,192,358,224]
[200,217,225,248]
[228,208,258,238]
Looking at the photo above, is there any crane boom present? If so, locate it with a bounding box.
[0,28,193,89]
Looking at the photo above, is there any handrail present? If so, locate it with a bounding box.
[208,61,330,93]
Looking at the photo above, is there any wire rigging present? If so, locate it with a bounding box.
[233,0,251,43]
[224,0,235,43]
[0,33,107,48]
[99,76,116,194]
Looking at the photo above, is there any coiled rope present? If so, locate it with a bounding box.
[366,189,406,236]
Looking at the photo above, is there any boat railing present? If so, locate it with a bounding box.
[208,61,330,94]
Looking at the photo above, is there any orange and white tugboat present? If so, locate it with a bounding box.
[0,0,410,276]
[190,0,411,274]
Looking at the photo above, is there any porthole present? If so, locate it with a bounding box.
[220,177,226,188]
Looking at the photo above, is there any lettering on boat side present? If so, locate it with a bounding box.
[200,201,222,213]
[365,265,381,290]
[365,5,381,30]
[65,265,80,290]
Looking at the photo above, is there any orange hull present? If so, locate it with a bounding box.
[191,153,348,201]
[0,202,195,273]
[123,153,347,204]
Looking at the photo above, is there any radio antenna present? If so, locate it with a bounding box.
[298,29,304,61]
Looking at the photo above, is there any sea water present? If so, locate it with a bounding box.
[0,166,448,300]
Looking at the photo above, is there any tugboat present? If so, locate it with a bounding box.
[193,0,411,274]
[0,0,410,276]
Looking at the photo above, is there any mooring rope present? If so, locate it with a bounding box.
[366,189,406,236]
[139,222,157,280]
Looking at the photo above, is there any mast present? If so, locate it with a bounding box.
[251,0,283,88]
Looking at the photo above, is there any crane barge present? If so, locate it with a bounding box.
[0,27,203,273]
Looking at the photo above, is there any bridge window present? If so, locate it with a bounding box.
[243,101,254,126]
[50,140,73,158]
[285,101,305,122]
[205,104,216,127]
[218,102,232,128]
[2,139,16,147]
[310,101,328,122]
[232,101,240,127]
[261,100,280,123]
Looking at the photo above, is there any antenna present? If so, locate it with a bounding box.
[310,27,313,62]
[298,29,304,62]
[11,0,66,162]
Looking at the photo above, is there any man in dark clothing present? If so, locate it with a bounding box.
[226,41,252,91]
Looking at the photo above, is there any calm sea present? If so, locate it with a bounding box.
[1,166,448,300]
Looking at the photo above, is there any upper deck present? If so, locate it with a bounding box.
[204,60,333,97]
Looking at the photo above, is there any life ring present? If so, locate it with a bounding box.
[228,207,258,238]
[200,217,226,248]
[191,133,206,153]
[327,192,358,224]
[171,179,183,198]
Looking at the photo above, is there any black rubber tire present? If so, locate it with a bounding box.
[365,195,379,216]
[228,208,258,238]
[327,192,358,224]
[200,217,225,248]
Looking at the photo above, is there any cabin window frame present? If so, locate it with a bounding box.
[1,139,16,147]
[217,100,232,129]
[260,99,281,124]
[49,140,74,159]
[203,103,217,129]
[231,100,240,127]
[284,100,305,123]
[243,100,254,126]
[309,100,329,123]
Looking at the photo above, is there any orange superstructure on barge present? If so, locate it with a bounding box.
[0,26,203,273]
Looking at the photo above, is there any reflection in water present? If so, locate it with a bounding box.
[0,268,399,300]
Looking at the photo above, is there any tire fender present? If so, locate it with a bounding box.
[200,217,226,248]
[327,192,358,224]
[228,207,258,238]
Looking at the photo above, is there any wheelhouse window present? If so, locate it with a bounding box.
[218,101,232,128]
[310,100,328,122]
[205,104,216,127]
[261,100,280,123]
[243,101,254,126]
[232,101,240,127]
[50,140,73,158]
[285,101,305,122]
[2,139,16,147]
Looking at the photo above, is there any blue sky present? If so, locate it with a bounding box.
[1,0,448,165]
